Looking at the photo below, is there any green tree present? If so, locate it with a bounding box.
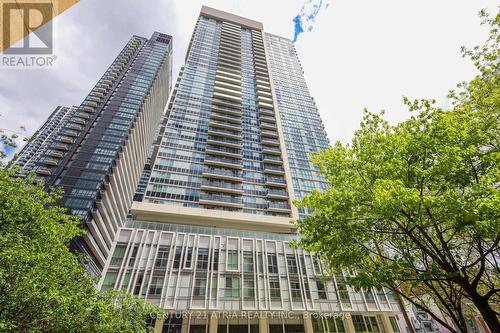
[0,167,162,332]
[295,11,499,333]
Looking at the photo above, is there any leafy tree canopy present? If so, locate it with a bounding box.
[0,167,161,332]
[295,10,499,333]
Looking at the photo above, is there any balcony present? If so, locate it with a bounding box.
[214,86,242,98]
[54,143,69,151]
[208,127,242,141]
[258,100,273,109]
[202,167,242,180]
[263,155,283,165]
[35,168,52,176]
[264,164,285,175]
[262,145,281,155]
[260,122,277,130]
[200,193,244,209]
[260,115,276,123]
[201,180,243,195]
[268,201,291,213]
[64,130,79,137]
[47,150,63,159]
[41,158,58,166]
[209,111,242,125]
[209,119,242,132]
[213,97,241,110]
[74,118,86,125]
[207,136,242,149]
[266,176,287,188]
[204,155,243,169]
[267,189,289,200]
[59,136,73,144]
[212,105,241,116]
[262,137,280,146]
[214,80,241,92]
[205,145,242,159]
[261,129,278,138]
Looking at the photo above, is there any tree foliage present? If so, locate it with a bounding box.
[0,167,161,332]
[295,10,499,333]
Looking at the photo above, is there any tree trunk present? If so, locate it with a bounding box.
[464,286,500,333]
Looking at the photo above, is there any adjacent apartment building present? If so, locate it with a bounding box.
[13,32,173,274]
[98,7,409,333]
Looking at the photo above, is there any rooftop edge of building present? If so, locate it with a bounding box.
[200,5,263,30]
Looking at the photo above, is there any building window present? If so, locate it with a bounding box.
[225,277,240,298]
[287,254,298,274]
[185,247,193,268]
[290,281,302,301]
[243,279,255,298]
[312,255,321,274]
[316,280,327,299]
[193,277,206,298]
[155,246,169,268]
[365,316,380,332]
[197,248,209,269]
[243,252,254,272]
[351,316,366,333]
[311,318,323,333]
[148,276,164,296]
[267,254,278,273]
[128,245,139,266]
[269,280,280,300]
[101,272,118,291]
[389,317,400,333]
[173,247,182,269]
[227,250,239,270]
[110,244,126,267]
[304,281,311,299]
[257,253,263,272]
[212,250,219,271]
[364,288,376,304]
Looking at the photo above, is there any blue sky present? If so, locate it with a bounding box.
[0,0,497,156]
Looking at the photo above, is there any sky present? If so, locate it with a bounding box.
[0,0,497,155]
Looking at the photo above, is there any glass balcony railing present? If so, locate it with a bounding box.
[200,193,243,204]
[268,189,288,197]
[210,111,241,122]
[207,135,242,146]
[266,176,286,184]
[262,145,281,153]
[264,165,285,172]
[203,167,242,178]
[209,119,242,131]
[261,129,278,136]
[262,137,280,145]
[201,180,243,191]
[263,155,282,162]
[206,145,241,156]
[268,202,291,210]
[204,155,241,166]
[208,128,242,138]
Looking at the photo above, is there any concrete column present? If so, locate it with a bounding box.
[181,318,190,333]
[154,317,165,333]
[303,316,314,333]
[259,316,269,333]
[344,315,356,333]
[210,314,218,333]
[379,314,394,333]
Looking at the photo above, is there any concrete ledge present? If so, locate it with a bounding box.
[131,201,296,233]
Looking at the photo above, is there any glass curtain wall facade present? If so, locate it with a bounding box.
[11,105,78,174]
[99,7,408,333]
[14,32,173,273]
[264,34,330,218]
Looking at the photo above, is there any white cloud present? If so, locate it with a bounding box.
[0,0,497,153]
